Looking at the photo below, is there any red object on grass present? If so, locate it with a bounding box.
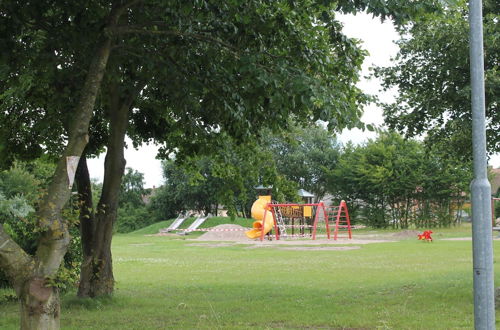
[418,230,433,242]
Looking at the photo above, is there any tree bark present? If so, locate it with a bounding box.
[0,38,112,329]
[19,278,60,330]
[75,153,96,297]
[22,35,112,328]
[77,80,143,297]
[0,1,131,325]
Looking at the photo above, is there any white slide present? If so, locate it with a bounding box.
[160,213,190,232]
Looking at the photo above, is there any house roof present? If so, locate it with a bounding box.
[297,189,314,198]
[254,185,273,190]
[491,168,500,195]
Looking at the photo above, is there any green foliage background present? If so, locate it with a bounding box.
[328,132,472,228]
[140,127,472,230]
[0,161,81,290]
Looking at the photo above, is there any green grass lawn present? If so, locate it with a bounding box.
[1,223,500,329]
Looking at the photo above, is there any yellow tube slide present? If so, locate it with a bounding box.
[246,195,274,239]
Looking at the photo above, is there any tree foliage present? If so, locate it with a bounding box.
[328,132,472,228]
[374,1,499,158]
[0,161,81,289]
[0,1,110,167]
[150,138,298,220]
[119,168,146,208]
[125,0,373,161]
[265,124,341,202]
[0,0,446,326]
[115,168,150,233]
[150,124,342,218]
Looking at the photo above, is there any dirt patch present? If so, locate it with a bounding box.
[392,230,420,238]
[149,223,400,246]
[278,246,361,251]
[186,243,235,248]
[248,245,361,251]
[147,233,179,237]
[185,242,361,251]
[196,224,250,241]
[193,224,397,245]
[442,237,472,241]
[247,238,395,246]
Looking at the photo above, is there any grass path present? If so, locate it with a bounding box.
[1,223,500,328]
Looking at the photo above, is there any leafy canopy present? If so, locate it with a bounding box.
[0,0,445,167]
[374,1,499,158]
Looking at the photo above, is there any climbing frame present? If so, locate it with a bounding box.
[324,200,352,240]
[258,201,352,241]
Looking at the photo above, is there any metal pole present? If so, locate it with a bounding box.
[469,0,495,328]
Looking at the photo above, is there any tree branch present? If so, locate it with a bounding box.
[35,14,117,277]
[0,224,34,295]
[110,0,144,24]
[106,26,241,57]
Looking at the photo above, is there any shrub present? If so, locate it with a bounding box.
[0,161,81,291]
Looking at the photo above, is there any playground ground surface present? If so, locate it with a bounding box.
[1,219,500,329]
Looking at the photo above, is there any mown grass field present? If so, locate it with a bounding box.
[1,221,500,329]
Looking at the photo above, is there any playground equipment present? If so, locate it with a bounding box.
[245,196,274,239]
[324,201,352,240]
[418,230,433,242]
[177,213,212,235]
[245,197,352,241]
[162,212,190,232]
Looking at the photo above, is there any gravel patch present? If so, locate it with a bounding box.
[196,224,250,241]
[441,237,472,241]
[392,230,420,238]
[249,245,361,251]
[150,223,400,246]
[185,243,236,247]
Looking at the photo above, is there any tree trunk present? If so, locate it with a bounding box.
[75,153,97,297]
[20,34,112,327]
[0,37,112,329]
[77,80,142,297]
[0,2,135,326]
[19,278,60,330]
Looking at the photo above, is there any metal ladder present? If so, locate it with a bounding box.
[273,207,287,238]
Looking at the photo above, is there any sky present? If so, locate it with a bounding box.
[87,13,499,188]
[337,12,399,144]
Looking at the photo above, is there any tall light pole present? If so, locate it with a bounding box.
[469,0,495,328]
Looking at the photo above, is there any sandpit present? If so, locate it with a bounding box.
[392,230,420,238]
[150,223,396,249]
[196,224,250,241]
[193,224,395,247]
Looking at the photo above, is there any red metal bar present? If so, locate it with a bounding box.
[334,204,341,240]
[343,200,352,239]
[323,203,331,239]
[312,203,322,240]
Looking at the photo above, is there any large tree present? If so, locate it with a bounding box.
[0,0,444,328]
[265,124,341,202]
[150,138,298,220]
[374,0,499,157]
[0,1,134,327]
[74,0,372,298]
[327,132,471,228]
